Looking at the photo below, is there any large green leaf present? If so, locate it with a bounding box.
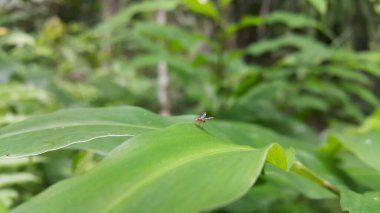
[223,183,298,212]
[265,166,336,199]
[0,106,172,158]
[338,152,380,190]
[341,188,380,213]
[12,124,290,213]
[323,111,380,190]
[71,116,312,155]
[169,115,314,151]
[0,106,309,158]
[67,136,130,155]
[261,148,341,200]
[333,131,380,173]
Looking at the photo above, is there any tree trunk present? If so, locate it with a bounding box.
[351,0,369,51]
[102,0,118,20]
[156,10,171,116]
[231,1,262,63]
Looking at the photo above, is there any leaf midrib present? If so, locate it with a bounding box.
[1,134,133,158]
[0,123,160,139]
[104,145,254,212]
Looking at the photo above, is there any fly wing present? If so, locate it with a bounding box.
[199,112,207,119]
[205,117,214,120]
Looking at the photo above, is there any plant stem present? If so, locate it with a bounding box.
[291,160,341,197]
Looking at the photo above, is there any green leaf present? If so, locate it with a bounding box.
[359,110,380,132]
[331,51,380,77]
[0,173,39,187]
[128,53,195,78]
[224,183,297,212]
[72,151,97,175]
[94,0,180,34]
[0,200,7,213]
[322,65,372,86]
[334,131,380,173]
[4,31,34,47]
[264,11,318,29]
[226,16,263,34]
[341,83,380,108]
[0,189,18,209]
[0,106,172,158]
[220,0,232,8]
[184,0,219,20]
[266,143,288,171]
[266,165,336,199]
[0,157,46,168]
[11,124,289,213]
[0,105,306,158]
[72,118,309,156]
[246,34,330,65]
[170,116,314,151]
[341,188,380,213]
[273,150,342,199]
[287,94,330,112]
[338,152,380,190]
[307,0,327,15]
[305,80,364,121]
[67,136,130,155]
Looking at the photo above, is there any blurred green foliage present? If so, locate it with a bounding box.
[1,0,380,212]
[1,0,379,131]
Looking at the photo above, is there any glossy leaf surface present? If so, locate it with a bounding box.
[12,124,289,213]
[0,107,171,158]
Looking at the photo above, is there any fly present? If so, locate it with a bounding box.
[195,112,214,125]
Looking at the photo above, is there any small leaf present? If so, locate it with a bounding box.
[226,16,262,34]
[0,157,46,168]
[184,0,219,20]
[307,0,327,15]
[266,143,287,171]
[220,0,232,8]
[0,189,18,208]
[287,94,330,112]
[0,173,39,187]
[4,31,34,47]
[95,0,180,34]
[341,83,380,108]
[264,11,318,29]
[246,33,330,65]
[322,65,372,86]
